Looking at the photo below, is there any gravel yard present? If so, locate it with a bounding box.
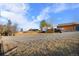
[0,32,79,56]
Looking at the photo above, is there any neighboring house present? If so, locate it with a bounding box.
[57,22,79,32]
[41,25,53,33]
[42,26,48,32]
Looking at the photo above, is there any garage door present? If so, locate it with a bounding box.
[76,26,79,31]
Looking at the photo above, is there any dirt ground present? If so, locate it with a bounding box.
[0,32,79,56]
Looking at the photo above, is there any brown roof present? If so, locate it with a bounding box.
[58,22,79,26]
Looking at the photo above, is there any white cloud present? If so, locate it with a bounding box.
[1,10,29,25]
[33,3,79,23]
[52,3,79,13]
[32,3,79,29]
[0,3,32,31]
[32,6,50,24]
[36,7,50,21]
[0,3,41,31]
[29,6,51,29]
[0,3,29,14]
[53,4,67,13]
[31,4,79,29]
[0,3,79,31]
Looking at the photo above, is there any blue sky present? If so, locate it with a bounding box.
[0,3,79,31]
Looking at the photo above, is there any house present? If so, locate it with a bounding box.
[41,25,53,33]
[57,22,79,32]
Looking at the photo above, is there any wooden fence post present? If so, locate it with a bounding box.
[0,37,4,56]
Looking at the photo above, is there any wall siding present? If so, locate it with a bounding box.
[57,25,78,32]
